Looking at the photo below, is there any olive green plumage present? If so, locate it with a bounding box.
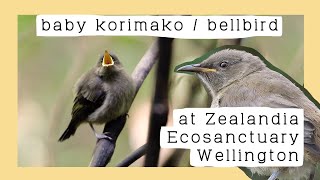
[177,48,320,180]
[59,51,135,142]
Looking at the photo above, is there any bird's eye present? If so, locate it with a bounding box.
[110,55,116,61]
[220,62,228,68]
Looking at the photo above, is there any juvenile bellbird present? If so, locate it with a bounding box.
[58,50,135,142]
[177,48,320,180]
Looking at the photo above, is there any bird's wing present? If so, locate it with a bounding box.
[58,78,107,142]
[260,94,320,156]
[71,80,106,122]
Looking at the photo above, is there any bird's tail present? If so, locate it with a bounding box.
[58,120,78,142]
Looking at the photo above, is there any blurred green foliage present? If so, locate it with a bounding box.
[18,15,304,170]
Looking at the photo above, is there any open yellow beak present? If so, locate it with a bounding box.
[102,50,114,67]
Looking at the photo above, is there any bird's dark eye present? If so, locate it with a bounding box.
[220,62,228,68]
[110,55,118,63]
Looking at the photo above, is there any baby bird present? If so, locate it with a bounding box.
[58,50,135,142]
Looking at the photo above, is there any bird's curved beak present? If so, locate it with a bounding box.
[176,64,216,73]
[102,50,114,67]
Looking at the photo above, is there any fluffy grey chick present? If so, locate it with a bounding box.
[59,50,135,142]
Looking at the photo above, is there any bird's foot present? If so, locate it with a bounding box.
[268,170,280,180]
[95,132,113,141]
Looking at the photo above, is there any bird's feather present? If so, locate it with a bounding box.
[220,72,320,158]
[71,80,106,122]
[261,96,320,155]
[58,77,107,141]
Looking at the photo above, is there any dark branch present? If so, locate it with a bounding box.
[144,38,174,167]
[117,144,147,167]
[89,115,127,166]
[89,39,160,167]
[132,40,161,93]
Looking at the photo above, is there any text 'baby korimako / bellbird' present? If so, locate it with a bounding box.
[58,50,135,142]
[177,48,320,180]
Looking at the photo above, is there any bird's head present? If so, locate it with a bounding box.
[176,49,266,93]
[96,50,123,77]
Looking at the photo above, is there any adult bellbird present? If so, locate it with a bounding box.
[58,50,135,142]
[177,48,320,180]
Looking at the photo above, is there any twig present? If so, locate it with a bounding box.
[89,114,127,166]
[117,144,147,167]
[89,39,160,167]
[131,40,161,94]
[144,38,174,167]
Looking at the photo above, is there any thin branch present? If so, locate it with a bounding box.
[117,144,147,167]
[89,39,160,167]
[89,114,127,166]
[132,40,161,94]
[144,38,174,167]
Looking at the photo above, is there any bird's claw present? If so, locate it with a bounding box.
[95,132,113,141]
[268,170,280,180]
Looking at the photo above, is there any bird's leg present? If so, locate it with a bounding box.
[268,170,281,180]
[89,122,113,141]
